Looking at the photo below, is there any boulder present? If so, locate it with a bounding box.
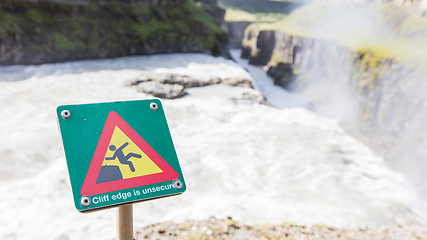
[136,81,187,99]
[130,72,253,99]
[216,77,253,88]
[132,73,210,88]
[231,91,272,106]
[267,62,295,88]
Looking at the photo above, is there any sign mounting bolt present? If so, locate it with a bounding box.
[150,102,158,111]
[61,110,71,119]
[172,180,183,189]
[81,196,91,207]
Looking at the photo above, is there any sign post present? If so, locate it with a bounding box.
[57,100,186,239]
[117,205,133,240]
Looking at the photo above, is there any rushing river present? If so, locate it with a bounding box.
[0,54,424,239]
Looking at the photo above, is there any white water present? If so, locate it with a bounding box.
[229,50,308,109]
[0,54,423,240]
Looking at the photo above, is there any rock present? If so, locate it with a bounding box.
[130,72,253,99]
[133,73,210,88]
[161,74,210,88]
[231,91,272,106]
[137,81,187,99]
[241,46,252,59]
[267,62,295,88]
[210,77,254,88]
[248,31,276,66]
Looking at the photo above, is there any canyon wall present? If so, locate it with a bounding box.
[241,26,427,197]
[0,0,227,65]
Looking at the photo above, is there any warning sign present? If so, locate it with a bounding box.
[57,100,186,212]
[81,111,179,196]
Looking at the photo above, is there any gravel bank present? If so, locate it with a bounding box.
[136,217,427,240]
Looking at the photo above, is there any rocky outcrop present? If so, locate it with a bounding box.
[0,0,227,65]
[241,26,354,87]
[241,29,276,66]
[196,0,230,57]
[249,31,276,66]
[128,72,253,99]
[266,62,294,88]
[242,25,396,114]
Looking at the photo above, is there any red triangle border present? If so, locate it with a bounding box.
[81,111,179,196]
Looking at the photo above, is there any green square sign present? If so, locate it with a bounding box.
[57,99,186,212]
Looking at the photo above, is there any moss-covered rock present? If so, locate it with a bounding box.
[0,0,228,65]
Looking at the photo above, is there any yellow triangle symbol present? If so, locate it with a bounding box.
[101,126,163,179]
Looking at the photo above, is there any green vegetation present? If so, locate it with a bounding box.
[52,32,85,51]
[25,8,44,23]
[0,10,22,36]
[0,0,226,64]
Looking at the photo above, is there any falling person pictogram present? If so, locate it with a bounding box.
[105,142,141,172]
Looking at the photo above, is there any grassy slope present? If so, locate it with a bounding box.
[0,0,226,64]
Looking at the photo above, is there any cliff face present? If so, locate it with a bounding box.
[0,0,227,65]
[241,25,427,194]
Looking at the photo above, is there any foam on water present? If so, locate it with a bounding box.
[0,54,423,239]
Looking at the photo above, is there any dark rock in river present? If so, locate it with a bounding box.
[241,46,252,59]
[267,62,295,88]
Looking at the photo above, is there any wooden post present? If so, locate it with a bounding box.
[117,204,134,240]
